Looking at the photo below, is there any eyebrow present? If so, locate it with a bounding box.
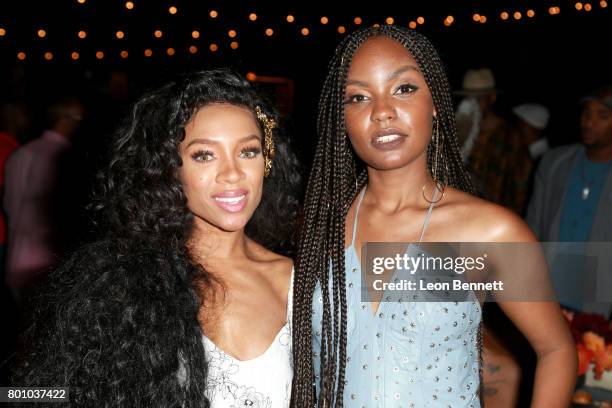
[186,134,260,148]
[346,65,421,87]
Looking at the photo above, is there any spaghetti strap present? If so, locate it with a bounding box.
[418,188,439,243]
[351,188,367,247]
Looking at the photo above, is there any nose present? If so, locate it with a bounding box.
[216,157,245,185]
[371,97,396,124]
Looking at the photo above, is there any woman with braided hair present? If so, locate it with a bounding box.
[12,70,300,407]
[291,26,576,407]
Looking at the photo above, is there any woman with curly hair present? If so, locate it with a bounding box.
[291,26,577,407]
[12,69,300,408]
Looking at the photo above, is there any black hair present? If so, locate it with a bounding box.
[12,69,301,407]
[292,26,475,407]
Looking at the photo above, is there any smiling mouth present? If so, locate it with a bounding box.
[374,134,403,144]
[214,195,246,204]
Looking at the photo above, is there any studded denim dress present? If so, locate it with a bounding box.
[313,189,482,407]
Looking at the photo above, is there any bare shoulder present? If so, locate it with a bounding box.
[437,187,537,243]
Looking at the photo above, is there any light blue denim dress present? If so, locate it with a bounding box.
[313,189,482,407]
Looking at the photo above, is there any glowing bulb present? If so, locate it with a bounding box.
[527,9,536,17]
[44,52,53,60]
[209,43,218,52]
[125,1,134,10]
[501,11,510,20]
[480,15,487,23]
[386,17,394,24]
[96,51,104,59]
[71,51,80,60]
[189,45,198,54]
[286,15,295,23]
[246,72,256,81]
[372,23,381,28]
[446,15,455,23]
[77,0,86,4]
[144,49,153,57]
[116,31,125,39]
[78,30,86,38]
[354,17,362,25]
[601,1,608,8]
[38,29,46,38]
[337,25,346,34]
[154,30,163,38]
[17,52,26,60]
[249,13,257,21]
[514,11,522,19]
[409,21,417,29]
[576,2,584,10]
[0,28,6,36]
[168,6,177,14]
[230,41,239,49]
[301,27,310,36]
[473,14,481,22]
[120,50,128,58]
[265,28,274,36]
[192,30,200,39]
[166,48,175,56]
[321,16,329,24]
[228,30,237,38]
[209,10,218,18]
[585,3,592,10]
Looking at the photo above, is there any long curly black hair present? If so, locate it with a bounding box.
[291,26,475,407]
[11,69,301,407]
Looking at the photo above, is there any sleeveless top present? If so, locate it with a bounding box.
[313,189,482,407]
[195,268,293,408]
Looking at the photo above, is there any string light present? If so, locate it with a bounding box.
[246,72,256,81]
[409,21,417,29]
[372,23,380,28]
[230,41,239,49]
[265,28,274,36]
[301,27,310,36]
[249,13,257,21]
[78,30,86,39]
[17,52,26,60]
[385,17,394,24]
[44,52,53,61]
[337,25,346,34]
[125,1,134,10]
[166,48,175,56]
[189,45,198,54]
[444,15,455,26]
[192,30,200,39]
[514,11,522,20]
[77,0,86,4]
[585,3,593,10]
[154,30,163,38]
[576,2,584,10]
[501,11,510,20]
[321,16,329,24]
[209,10,218,18]
[144,49,153,57]
[169,6,177,15]
[209,43,218,52]
[473,14,481,22]
[601,1,608,8]
[228,29,237,38]
[0,28,6,37]
[96,51,104,59]
[116,31,125,39]
[527,9,536,17]
[120,50,128,58]
[286,15,295,23]
[480,15,487,23]
[354,17,362,25]
[417,16,425,24]
[71,51,79,60]
[37,29,46,38]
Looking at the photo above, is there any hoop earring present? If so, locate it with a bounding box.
[422,116,446,204]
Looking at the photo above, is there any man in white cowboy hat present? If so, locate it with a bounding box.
[455,68,517,210]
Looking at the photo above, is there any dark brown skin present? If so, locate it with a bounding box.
[178,104,292,361]
[343,36,577,407]
[581,98,612,162]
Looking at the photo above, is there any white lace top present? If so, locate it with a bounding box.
[203,269,293,408]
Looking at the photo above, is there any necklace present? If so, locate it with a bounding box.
[580,154,612,200]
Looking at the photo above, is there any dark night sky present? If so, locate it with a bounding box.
[1,0,611,158]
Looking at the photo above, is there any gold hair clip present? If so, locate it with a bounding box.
[255,106,276,177]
